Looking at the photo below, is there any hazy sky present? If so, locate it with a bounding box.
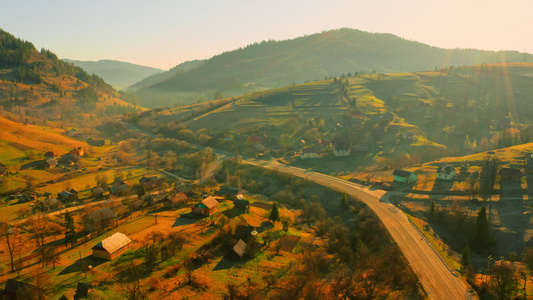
[1,0,531,70]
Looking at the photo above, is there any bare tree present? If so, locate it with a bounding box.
[491,261,519,300]
[0,221,20,272]
[522,247,533,275]
[27,212,48,249]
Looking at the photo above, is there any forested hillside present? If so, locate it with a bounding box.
[135,28,532,107]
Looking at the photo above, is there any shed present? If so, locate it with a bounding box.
[232,239,248,258]
[191,196,219,216]
[233,199,250,213]
[91,232,132,260]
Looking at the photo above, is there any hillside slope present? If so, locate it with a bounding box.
[135,28,532,107]
[0,28,141,129]
[125,59,204,92]
[64,59,163,90]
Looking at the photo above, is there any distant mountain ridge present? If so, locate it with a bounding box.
[125,59,205,92]
[63,59,163,90]
[134,28,533,108]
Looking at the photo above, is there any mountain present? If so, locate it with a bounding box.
[0,28,140,129]
[125,59,204,92]
[134,28,532,108]
[63,59,163,90]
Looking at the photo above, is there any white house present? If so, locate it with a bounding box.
[301,147,321,159]
[393,169,418,183]
[333,137,351,157]
[436,165,456,180]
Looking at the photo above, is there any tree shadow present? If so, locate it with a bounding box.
[58,256,107,276]
[500,179,524,196]
[172,215,199,228]
[256,221,274,233]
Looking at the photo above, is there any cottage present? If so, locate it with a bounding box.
[191,196,219,216]
[65,128,78,137]
[69,147,85,157]
[92,186,105,197]
[301,147,321,159]
[109,180,130,195]
[0,279,42,300]
[87,138,105,146]
[233,199,250,213]
[333,137,351,157]
[499,167,523,181]
[142,191,167,205]
[215,186,240,199]
[235,225,257,241]
[393,169,418,184]
[232,239,248,259]
[44,151,56,160]
[139,176,161,190]
[436,165,456,181]
[58,190,77,201]
[91,232,131,260]
[45,158,57,169]
[164,192,188,207]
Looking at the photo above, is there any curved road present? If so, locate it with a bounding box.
[246,159,474,300]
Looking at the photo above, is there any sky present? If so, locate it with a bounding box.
[1,0,531,70]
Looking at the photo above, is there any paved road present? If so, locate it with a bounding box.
[246,159,474,300]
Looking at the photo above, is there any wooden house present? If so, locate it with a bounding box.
[393,169,418,183]
[301,147,321,159]
[45,158,57,169]
[191,196,219,216]
[233,199,250,213]
[333,137,351,157]
[91,186,105,197]
[139,176,161,190]
[164,192,188,207]
[499,167,523,182]
[69,147,85,157]
[91,232,131,260]
[44,151,56,160]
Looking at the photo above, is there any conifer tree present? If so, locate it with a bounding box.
[64,211,77,248]
[341,192,348,209]
[428,201,435,220]
[473,206,490,250]
[269,203,280,223]
[461,245,471,269]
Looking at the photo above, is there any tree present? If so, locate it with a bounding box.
[460,245,471,269]
[0,221,20,272]
[64,211,77,248]
[341,192,348,210]
[428,201,435,220]
[269,203,280,223]
[473,206,491,251]
[522,247,533,275]
[491,261,519,300]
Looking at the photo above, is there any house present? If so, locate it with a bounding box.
[59,288,76,300]
[142,191,167,205]
[235,225,257,241]
[45,158,57,169]
[139,176,161,190]
[65,128,78,137]
[76,282,92,297]
[0,279,42,300]
[499,167,523,181]
[215,186,240,199]
[87,138,105,147]
[91,232,132,260]
[191,196,219,216]
[436,165,456,181]
[69,147,85,157]
[70,189,79,196]
[233,199,250,213]
[164,192,188,207]
[232,239,248,259]
[110,180,130,195]
[301,147,321,159]
[92,186,105,197]
[44,151,56,160]
[333,137,351,157]
[58,190,77,201]
[393,169,418,184]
